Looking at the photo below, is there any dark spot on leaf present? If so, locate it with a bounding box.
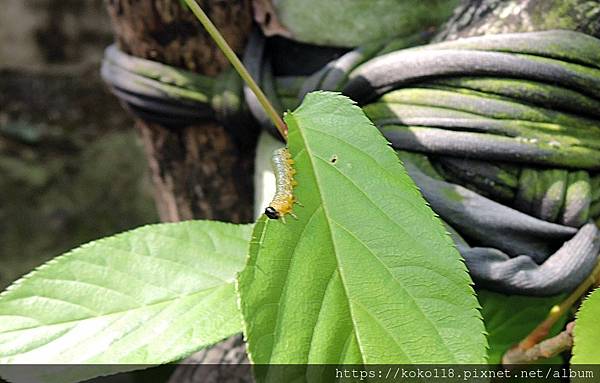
[330,155,338,164]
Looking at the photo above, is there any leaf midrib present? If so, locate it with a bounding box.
[296,120,379,364]
[295,115,457,363]
[292,118,365,364]
[0,282,230,336]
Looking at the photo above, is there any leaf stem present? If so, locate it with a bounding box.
[181,0,288,140]
[516,256,600,351]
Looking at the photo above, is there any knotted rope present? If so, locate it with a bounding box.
[102,29,600,296]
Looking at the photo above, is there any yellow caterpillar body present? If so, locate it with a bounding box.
[265,148,298,221]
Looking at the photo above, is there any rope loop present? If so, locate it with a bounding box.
[101,29,600,296]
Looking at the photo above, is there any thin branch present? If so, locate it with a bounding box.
[510,257,600,352]
[181,0,288,140]
[503,322,574,364]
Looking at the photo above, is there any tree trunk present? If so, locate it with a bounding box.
[105,0,257,224]
[434,0,600,41]
[104,0,255,381]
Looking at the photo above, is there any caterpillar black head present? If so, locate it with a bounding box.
[264,206,280,220]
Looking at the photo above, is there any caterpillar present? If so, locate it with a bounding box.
[264,148,299,221]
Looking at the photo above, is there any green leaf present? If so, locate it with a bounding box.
[238,92,486,374]
[0,221,251,382]
[477,290,565,364]
[572,288,600,364]
[273,0,458,47]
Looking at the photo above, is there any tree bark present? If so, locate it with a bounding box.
[105,0,257,224]
[104,0,255,381]
[434,0,600,41]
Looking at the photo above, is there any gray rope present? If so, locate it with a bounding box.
[338,31,600,295]
[101,45,249,129]
[270,29,600,295]
[101,29,600,296]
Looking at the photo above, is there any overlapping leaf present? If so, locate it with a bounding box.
[0,221,251,382]
[478,290,565,364]
[572,288,600,364]
[238,92,486,380]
